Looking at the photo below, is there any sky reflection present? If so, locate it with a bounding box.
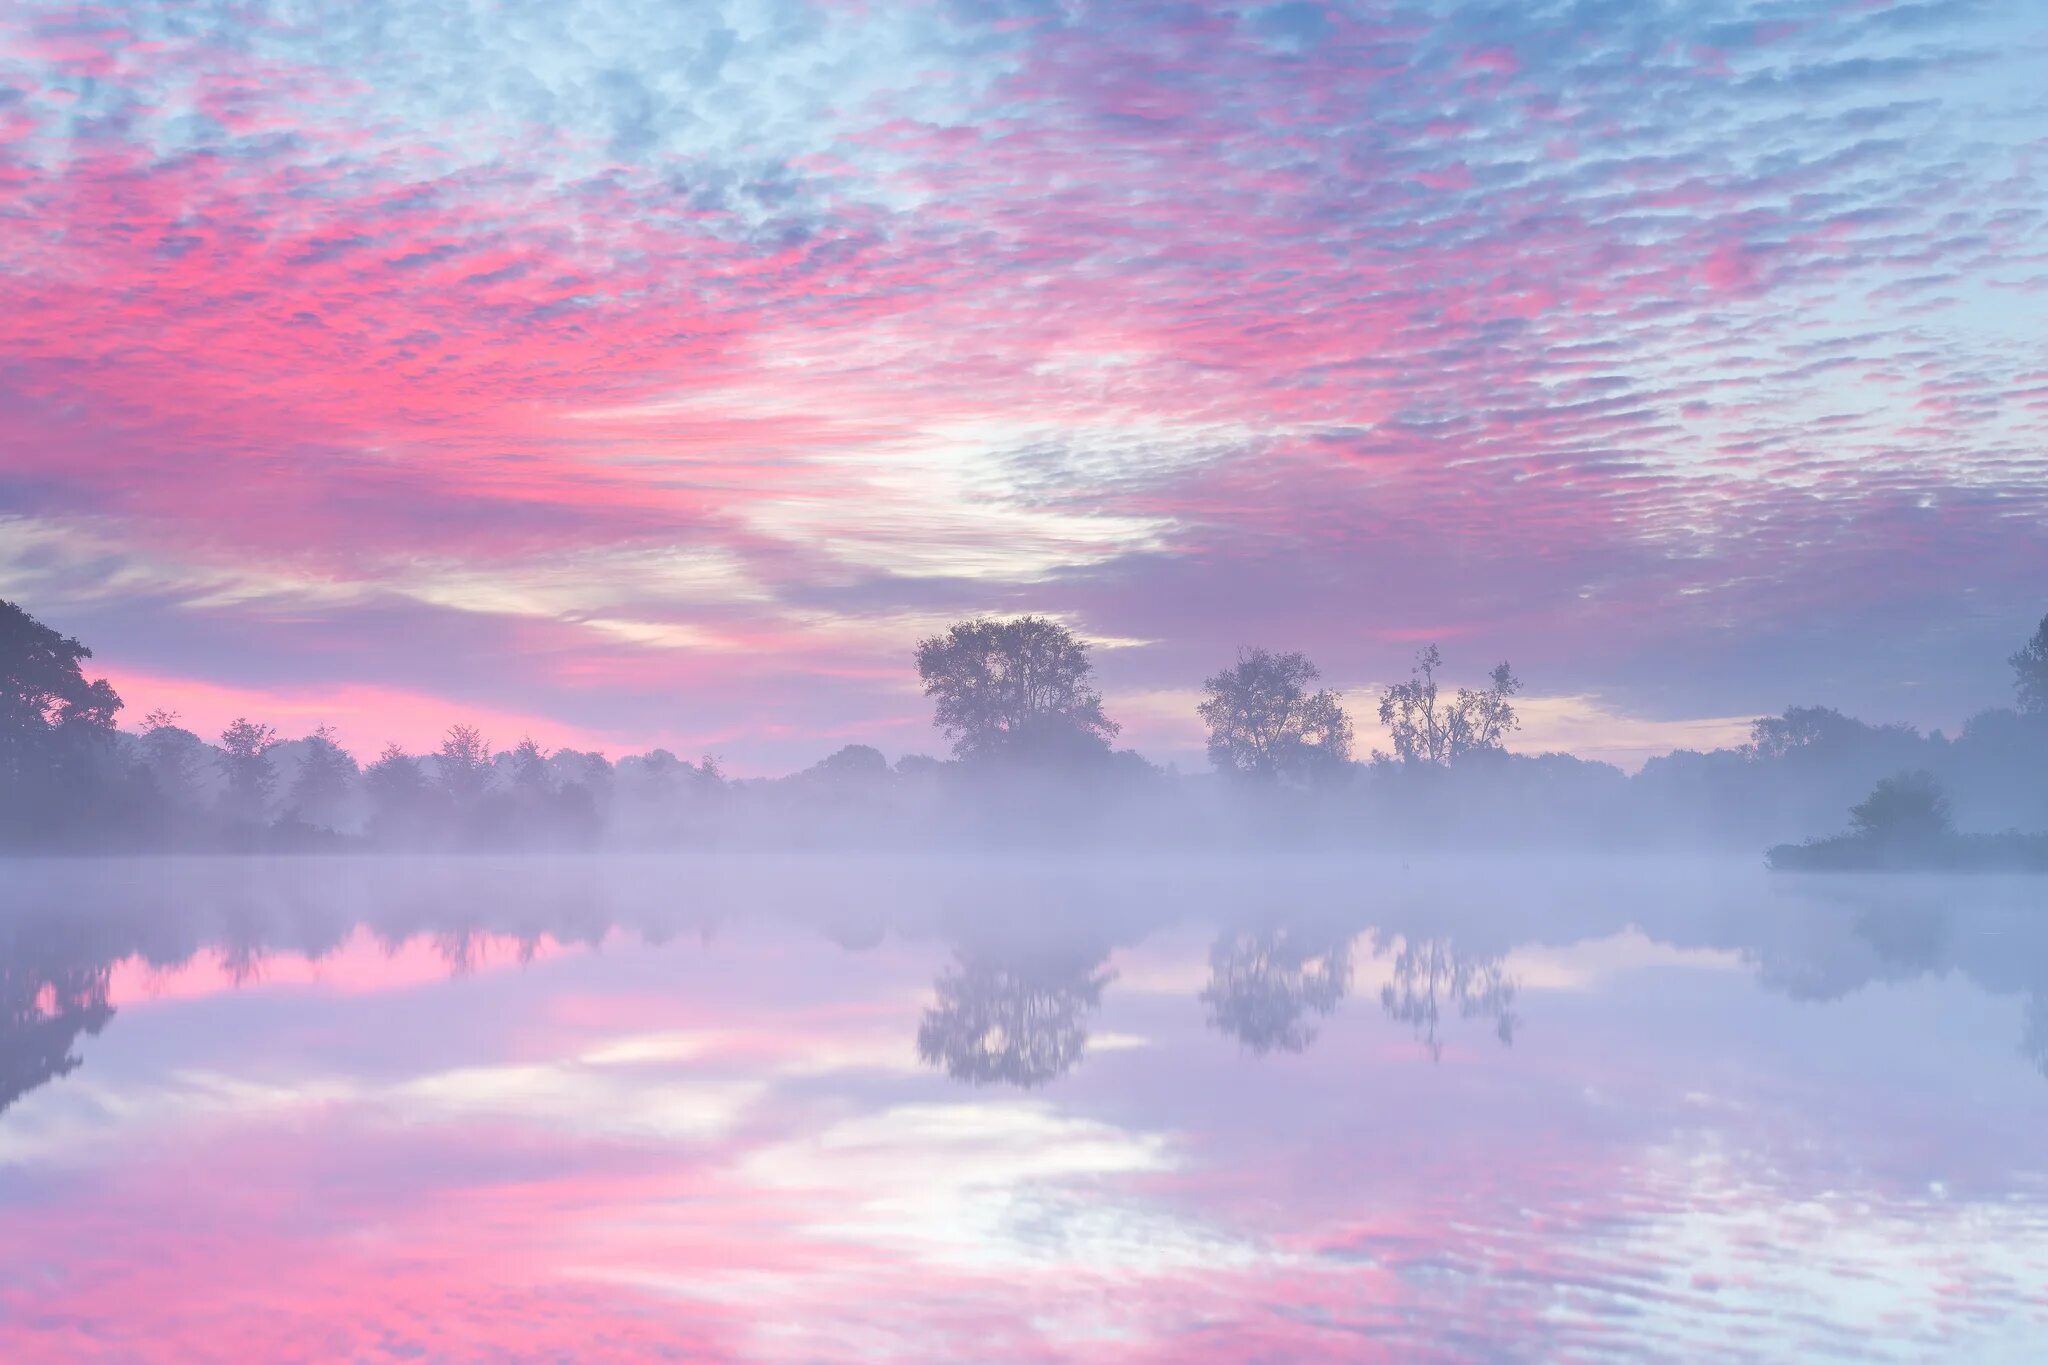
[3,857,2047,1361]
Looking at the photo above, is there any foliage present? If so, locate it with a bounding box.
[1197,648,1353,785]
[2013,613,2048,716]
[1848,770,1951,843]
[1376,645,1521,767]
[288,724,359,829]
[436,724,493,804]
[915,616,1118,764]
[217,718,279,823]
[0,599,123,842]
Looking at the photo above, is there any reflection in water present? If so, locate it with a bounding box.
[2,930,115,1118]
[917,948,1114,1087]
[1200,926,1351,1054]
[1378,934,1519,1061]
[5,861,2048,1360]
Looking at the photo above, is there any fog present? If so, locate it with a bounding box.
[8,602,2048,868]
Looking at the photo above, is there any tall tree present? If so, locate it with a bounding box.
[1377,645,1521,767]
[1198,648,1354,785]
[217,718,279,823]
[287,724,359,829]
[2012,613,2048,715]
[140,708,208,809]
[914,616,1119,763]
[364,744,426,840]
[436,724,493,804]
[506,737,553,795]
[0,600,122,840]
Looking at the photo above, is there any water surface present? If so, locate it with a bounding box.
[3,856,2045,1361]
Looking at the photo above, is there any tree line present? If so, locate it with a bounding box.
[4,596,2047,855]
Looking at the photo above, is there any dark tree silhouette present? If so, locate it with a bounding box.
[217,718,279,824]
[1848,771,1952,845]
[2012,614,2048,716]
[437,724,493,805]
[288,724,359,829]
[1377,646,1520,767]
[1198,648,1353,785]
[364,743,428,840]
[1378,935,1520,1061]
[1200,925,1352,1053]
[506,737,553,795]
[914,617,1118,764]
[1746,706,1918,761]
[0,599,123,842]
[141,709,208,809]
[916,948,1114,1086]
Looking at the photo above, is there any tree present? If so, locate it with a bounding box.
[0,599,122,840]
[364,744,426,840]
[287,724,359,829]
[1746,705,1916,761]
[505,737,553,795]
[436,724,493,804]
[1848,770,1952,845]
[1376,645,1521,766]
[914,616,1118,764]
[217,718,279,824]
[140,709,208,808]
[2013,614,2048,715]
[1198,648,1353,785]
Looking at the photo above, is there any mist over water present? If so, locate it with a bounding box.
[4,853,2045,1360]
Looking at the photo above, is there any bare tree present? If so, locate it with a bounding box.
[1377,646,1521,766]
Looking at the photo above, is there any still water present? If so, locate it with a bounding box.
[3,855,2045,1362]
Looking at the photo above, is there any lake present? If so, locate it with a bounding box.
[3,855,2045,1362]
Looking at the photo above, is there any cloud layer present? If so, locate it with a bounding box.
[3,0,2046,766]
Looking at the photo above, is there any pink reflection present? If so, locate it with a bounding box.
[107,928,594,1007]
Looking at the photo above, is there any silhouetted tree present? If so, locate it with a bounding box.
[1848,771,1952,845]
[916,948,1114,1086]
[506,737,552,796]
[217,717,279,824]
[806,744,891,782]
[436,724,493,805]
[364,743,427,841]
[2012,614,2048,716]
[1200,925,1351,1053]
[1377,646,1520,767]
[1378,935,1519,1061]
[287,724,358,830]
[1746,706,1917,761]
[0,599,123,842]
[1198,648,1354,785]
[915,616,1118,764]
[140,708,208,808]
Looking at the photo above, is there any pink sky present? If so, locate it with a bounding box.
[2,0,2046,771]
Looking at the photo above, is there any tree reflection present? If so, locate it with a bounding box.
[2,948,115,1118]
[1200,926,1351,1054]
[917,948,1114,1087]
[1378,935,1519,1062]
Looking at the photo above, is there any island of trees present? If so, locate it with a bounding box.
[4,596,2047,865]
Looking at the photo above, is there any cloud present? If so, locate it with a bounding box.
[1,0,2044,766]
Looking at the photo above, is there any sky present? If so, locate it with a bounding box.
[2,0,2045,772]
